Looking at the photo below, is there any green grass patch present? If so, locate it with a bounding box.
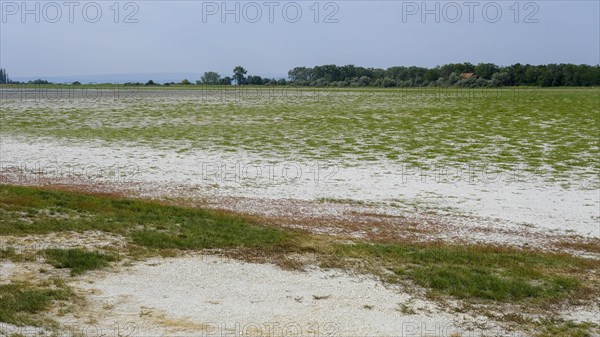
[0,185,294,250]
[316,197,367,205]
[0,280,73,326]
[44,249,116,276]
[536,318,600,337]
[0,247,22,262]
[132,220,286,250]
[325,242,599,303]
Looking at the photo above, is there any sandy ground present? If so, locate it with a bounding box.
[65,255,528,337]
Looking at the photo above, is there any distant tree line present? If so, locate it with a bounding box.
[198,63,599,87]
[198,67,287,86]
[287,63,600,87]
[2,63,599,87]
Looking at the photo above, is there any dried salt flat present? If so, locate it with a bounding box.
[1,136,598,240]
[55,255,522,337]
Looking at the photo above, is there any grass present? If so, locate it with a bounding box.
[44,249,116,276]
[555,239,600,254]
[0,247,22,262]
[323,242,598,304]
[0,184,294,251]
[316,197,367,205]
[1,87,598,185]
[536,318,600,337]
[0,279,74,327]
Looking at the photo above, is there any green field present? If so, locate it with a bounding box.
[1,87,598,184]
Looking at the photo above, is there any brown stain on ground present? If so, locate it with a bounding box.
[139,306,238,334]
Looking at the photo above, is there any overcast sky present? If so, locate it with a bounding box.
[1,0,598,81]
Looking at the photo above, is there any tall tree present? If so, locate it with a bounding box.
[288,67,311,82]
[232,66,247,85]
[0,68,10,84]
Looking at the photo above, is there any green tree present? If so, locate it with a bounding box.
[358,76,371,86]
[284,63,600,88]
[424,68,440,82]
[220,76,232,85]
[247,75,263,85]
[232,66,247,85]
[524,66,539,85]
[181,79,191,85]
[491,72,510,87]
[507,63,526,85]
[200,71,221,85]
[474,63,499,80]
[288,67,311,82]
